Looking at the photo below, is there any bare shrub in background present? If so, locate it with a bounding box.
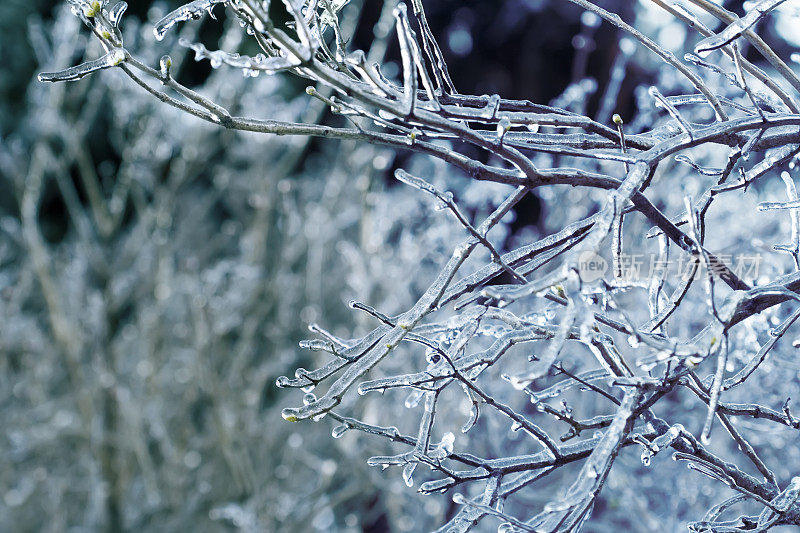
[14,0,800,530]
[5,2,472,530]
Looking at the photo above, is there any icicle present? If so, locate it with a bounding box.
[331,424,349,438]
[107,2,128,27]
[461,404,479,433]
[402,462,416,487]
[404,389,424,409]
[641,449,652,466]
[430,432,455,459]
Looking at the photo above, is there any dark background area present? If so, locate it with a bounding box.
[4,0,635,135]
[4,0,776,137]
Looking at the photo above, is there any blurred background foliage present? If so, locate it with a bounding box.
[2,0,800,531]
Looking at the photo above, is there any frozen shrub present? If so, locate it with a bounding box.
[22,0,800,530]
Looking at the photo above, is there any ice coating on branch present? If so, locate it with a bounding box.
[675,154,724,176]
[38,49,126,82]
[319,0,351,28]
[694,0,787,58]
[525,369,610,404]
[759,199,800,211]
[671,4,707,32]
[180,38,300,72]
[298,339,333,351]
[153,0,227,41]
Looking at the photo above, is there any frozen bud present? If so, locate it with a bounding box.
[109,49,126,66]
[159,55,172,78]
[281,409,299,422]
[84,1,101,18]
[496,117,511,139]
